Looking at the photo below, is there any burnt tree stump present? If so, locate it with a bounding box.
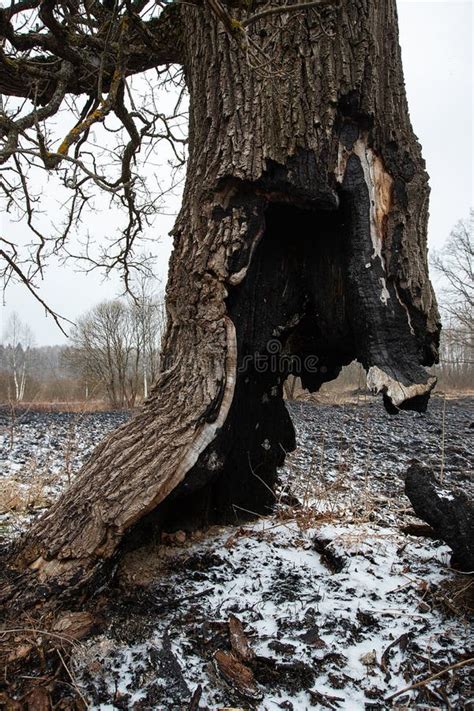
[5,0,441,599]
[405,463,474,572]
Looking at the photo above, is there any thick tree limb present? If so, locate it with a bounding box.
[0,1,184,102]
[205,0,340,41]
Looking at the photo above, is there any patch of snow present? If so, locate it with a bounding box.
[1,399,472,708]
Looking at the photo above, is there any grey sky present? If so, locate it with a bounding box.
[1,0,472,346]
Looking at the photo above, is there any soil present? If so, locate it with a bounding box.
[0,395,472,709]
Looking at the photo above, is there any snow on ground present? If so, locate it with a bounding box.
[0,407,129,534]
[0,396,472,708]
[73,518,472,709]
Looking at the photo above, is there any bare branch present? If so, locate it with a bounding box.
[0,248,74,335]
[0,1,188,323]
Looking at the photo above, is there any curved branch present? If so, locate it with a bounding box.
[241,0,340,29]
[205,0,339,39]
[0,1,185,317]
[0,61,74,164]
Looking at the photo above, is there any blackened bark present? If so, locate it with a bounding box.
[5,0,440,595]
[405,463,474,572]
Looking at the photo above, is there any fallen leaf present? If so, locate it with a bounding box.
[7,642,33,663]
[360,650,377,666]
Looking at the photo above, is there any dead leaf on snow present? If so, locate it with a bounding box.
[360,650,377,666]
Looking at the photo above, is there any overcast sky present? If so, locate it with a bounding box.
[1,0,472,346]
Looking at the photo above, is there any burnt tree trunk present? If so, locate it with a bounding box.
[7,0,439,597]
[405,463,474,572]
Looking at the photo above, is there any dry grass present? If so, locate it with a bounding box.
[0,476,51,515]
[431,388,474,399]
[277,428,379,527]
[430,576,474,618]
[1,400,119,413]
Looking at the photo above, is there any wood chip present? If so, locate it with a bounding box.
[213,650,262,701]
[53,611,94,640]
[26,686,50,711]
[7,642,33,663]
[228,614,254,662]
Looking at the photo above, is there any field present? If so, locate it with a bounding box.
[1,396,472,709]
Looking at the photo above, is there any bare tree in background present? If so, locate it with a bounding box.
[2,311,34,400]
[67,289,165,407]
[68,300,134,407]
[432,210,473,387]
[69,299,135,407]
[130,274,166,399]
[432,211,473,333]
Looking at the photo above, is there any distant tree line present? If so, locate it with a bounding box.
[0,337,73,404]
[0,288,166,407]
[0,313,34,401]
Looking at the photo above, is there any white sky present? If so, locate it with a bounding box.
[1,0,472,346]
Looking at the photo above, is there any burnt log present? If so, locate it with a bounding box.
[405,463,474,572]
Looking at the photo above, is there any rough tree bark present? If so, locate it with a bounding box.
[5,0,440,600]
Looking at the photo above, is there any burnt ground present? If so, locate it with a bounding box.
[0,394,473,709]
